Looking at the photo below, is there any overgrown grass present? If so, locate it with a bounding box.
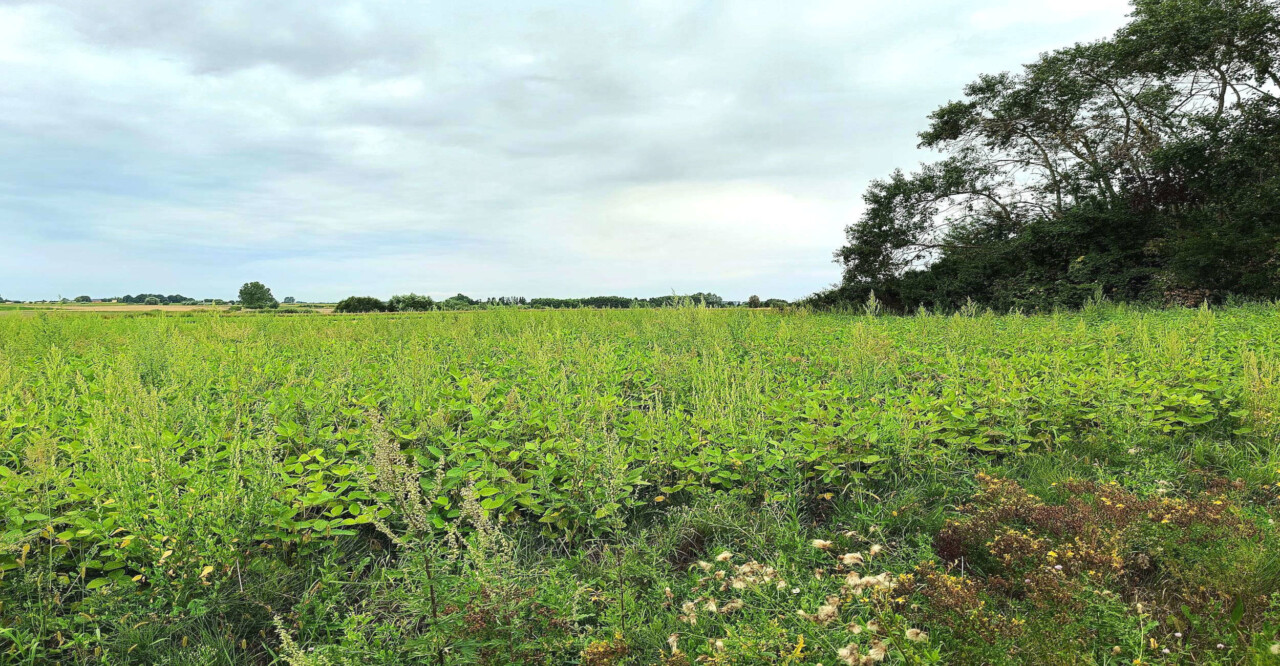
[1,304,1278,664]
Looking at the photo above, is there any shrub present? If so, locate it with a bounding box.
[334,296,390,313]
[389,293,435,312]
[143,297,161,306]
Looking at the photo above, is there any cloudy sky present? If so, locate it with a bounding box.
[1,0,1133,302]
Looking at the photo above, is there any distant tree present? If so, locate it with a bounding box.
[764,298,789,309]
[238,282,278,310]
[74,295,91,303]
[389,293,435,311]
[282,296,296,304]
[143,297,161,306]
[747,295,762,308]
[441,293,478,310]
[334,296,390,313]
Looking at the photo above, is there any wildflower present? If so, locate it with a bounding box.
[703,599,718,613]
[1173,632,1182,638]
[1270,643,1280,655]
[905,628,928,642]
[1054,565,1063,571]
[850,623,863,634]
[716,551,733,562]
[840,552,864,566]
[1161,649,1170,654]
[1217,643,1225,649]
[792,587,800,594]
[845,571,862,587]
[667,634,680,654]
[1112,646,1122,655]
[664,587,673,600]
[654,495,666,502]
[866,620,880,634]
[697,561,713,572]
[813,539,834,550]
[713,639,726,652]
[720,598,744,613]
[837,644,860,666]
[869,544,883,557]
[866,641,887,662]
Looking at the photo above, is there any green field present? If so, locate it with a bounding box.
[2,305,1279,664]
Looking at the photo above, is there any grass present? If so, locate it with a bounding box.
[1,303,1278,664]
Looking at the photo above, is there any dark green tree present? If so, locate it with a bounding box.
[389,293,435,311]
[828,0,1280,311]
[334,296,390,313]
[238,282,278,310]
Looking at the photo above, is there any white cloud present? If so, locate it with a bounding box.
[0,0,1132,301]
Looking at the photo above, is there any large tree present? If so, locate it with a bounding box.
[828,0,1280,311]
[238,281,278,310]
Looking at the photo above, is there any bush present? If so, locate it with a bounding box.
[143,297,161,306]
[333,296,390,313]
[388,293,435,312]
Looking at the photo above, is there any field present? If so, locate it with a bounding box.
[1,305,1279,665]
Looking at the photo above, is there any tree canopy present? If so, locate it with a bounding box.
[823,0,1280,311]
[238,282,278,310]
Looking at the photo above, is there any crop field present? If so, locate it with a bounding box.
[1,305,1279,665]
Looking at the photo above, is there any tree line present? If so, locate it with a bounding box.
[815,0,1280,312]
[333,291,790,313]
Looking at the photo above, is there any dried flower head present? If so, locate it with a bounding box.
[716,551,733,562]
[840,552,864,566]
[813,539,834,550]
[837,644,860,666]
[905,628,928,642]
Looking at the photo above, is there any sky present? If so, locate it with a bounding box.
[0,0,1134,302]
